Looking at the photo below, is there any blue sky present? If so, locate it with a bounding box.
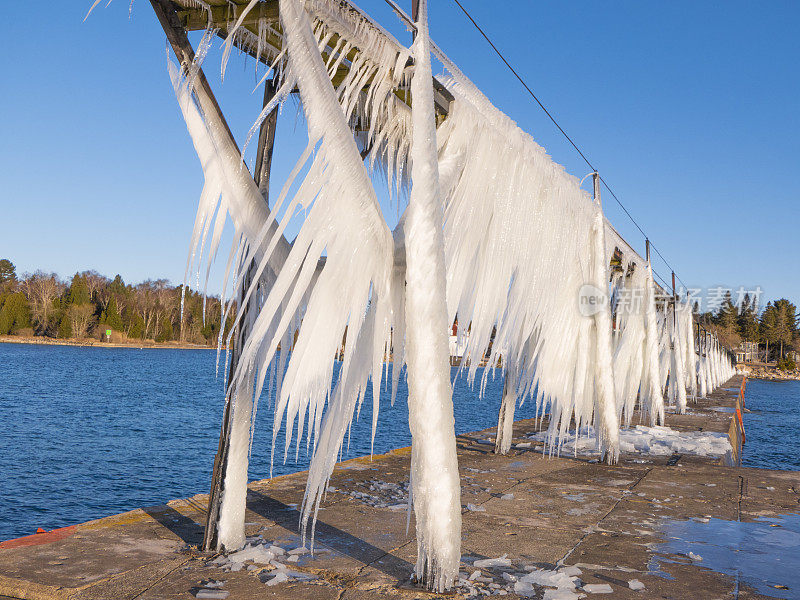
[1,1,797,310]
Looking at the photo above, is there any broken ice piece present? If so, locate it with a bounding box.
[559,565,582,577]
[287,555,299,563]
[582,583,613,593]
[514,581,535,597]
[473,555,512,568]
[628,579,645,590]
[543,590,583,600]
[466,503,485,512]
[203,581,225,589]
[515,442,532,449]
[195,591,229,600]
[500,493,514,500]
[688,552,702,561]
[228,544,274,564]
[263,571,289,586]
[288,546,309,555]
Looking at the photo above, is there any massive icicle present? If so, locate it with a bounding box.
[431,65,612,459]
[589,202,620,462]
[257,0,396,549]
[670,307,688,414]
[641,260,665,425]
[171,0,399,553]
[168,44,293,551]
[494,365,519,454]
[403,0,461,589]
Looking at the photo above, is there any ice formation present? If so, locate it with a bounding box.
[401,0,461,589]
[159,0,736,590]
[529,425,732,458]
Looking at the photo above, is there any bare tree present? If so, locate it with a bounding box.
[68,304,96,338]
[81,270,109,306]
[154,279,177,338]
[136,280,160,339]
[22,272,65,335]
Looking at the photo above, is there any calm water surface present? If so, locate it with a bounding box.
[740,378,800,471]
[0,342,520,540]
[2,343,797,542]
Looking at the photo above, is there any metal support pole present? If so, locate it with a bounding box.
[592,171,601,208]
[671,270,677,337]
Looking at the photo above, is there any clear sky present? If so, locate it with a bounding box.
[1,1,797,311]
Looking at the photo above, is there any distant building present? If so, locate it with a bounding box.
[734,341,758,363]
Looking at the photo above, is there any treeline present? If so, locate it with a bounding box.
[697,291,799,365]
[0,259,233,345]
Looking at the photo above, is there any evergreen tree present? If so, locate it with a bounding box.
[109,274,126,297]
[0,259,16,287]
[737,293,759,342]
[67,274,91,306]
[0,292,31,334]
[716,291,738,333]
[760,301,778,362]
[127,309,145,339]
[155,316,174,342]
[58,314,72,338]
[772,299,797,358]
[104,296,124,331]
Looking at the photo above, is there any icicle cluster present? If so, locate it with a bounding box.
[163,0,736,589]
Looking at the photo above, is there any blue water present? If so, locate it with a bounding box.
[0,342,523,541]
[656,515,800,599]
[741,379,800,471]
[3,344,797,543]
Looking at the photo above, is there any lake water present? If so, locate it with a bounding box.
[1,343,798,542]
[0,343,518,541]
[740,378,800,471]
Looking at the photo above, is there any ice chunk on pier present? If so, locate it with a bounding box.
[628,578,645,590]
[228,543,274,564]
[195,591,229,600]
[582,583,613,593]
[473,554,512,568]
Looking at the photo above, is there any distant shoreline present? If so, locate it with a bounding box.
[0,335,220,351]
[742,363,800,382]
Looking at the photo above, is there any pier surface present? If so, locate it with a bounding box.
[2,376,798,599]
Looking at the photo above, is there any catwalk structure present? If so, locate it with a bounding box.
[133,0,736,591]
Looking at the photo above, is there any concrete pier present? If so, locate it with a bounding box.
[1,376,798,599]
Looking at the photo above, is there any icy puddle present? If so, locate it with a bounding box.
[654,514,800,598]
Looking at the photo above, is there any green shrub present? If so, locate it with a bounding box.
[777,357,797,371]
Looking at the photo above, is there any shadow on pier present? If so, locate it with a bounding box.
[248,490,413,579]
